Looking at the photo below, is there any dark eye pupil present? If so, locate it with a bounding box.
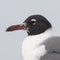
[28,21,36,25]
[31,21,35,23]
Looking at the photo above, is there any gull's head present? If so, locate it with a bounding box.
[6,15,52,35]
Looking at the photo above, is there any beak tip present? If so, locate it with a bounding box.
[5,29,10,32]
[5,27,13,32]
[6,30,7,32]
[5,28,8,32]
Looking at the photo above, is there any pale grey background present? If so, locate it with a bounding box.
[0,0,60,60]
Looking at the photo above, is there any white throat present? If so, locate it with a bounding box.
[22,28,53,60]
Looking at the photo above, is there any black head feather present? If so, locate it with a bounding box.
[24,15,52,35]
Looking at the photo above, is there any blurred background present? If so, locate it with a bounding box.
[0,0,60,60]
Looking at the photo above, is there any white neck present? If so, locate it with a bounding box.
[22,28,53,60]
[27,28,53,43]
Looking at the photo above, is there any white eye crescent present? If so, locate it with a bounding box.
[31,19,37,22]
[31,19,37,25]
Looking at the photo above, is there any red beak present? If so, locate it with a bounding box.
[6,23,27,32]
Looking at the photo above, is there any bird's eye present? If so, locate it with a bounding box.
[30,19,37,25]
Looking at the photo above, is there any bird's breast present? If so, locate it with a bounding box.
[21,31,52,60]
[21,36,47,60]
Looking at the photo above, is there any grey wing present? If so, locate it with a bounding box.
[40,53,60,60]
[40,36,60,60]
